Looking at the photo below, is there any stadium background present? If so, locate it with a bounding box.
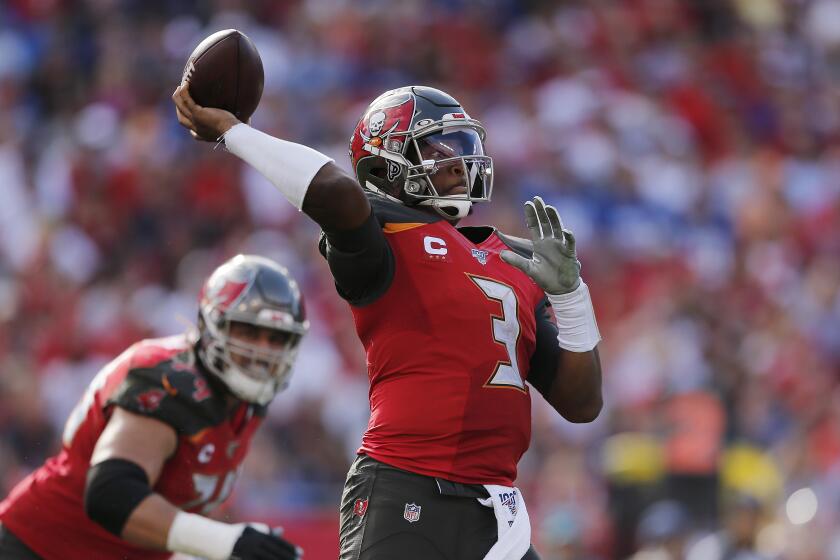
[1,0,839,558]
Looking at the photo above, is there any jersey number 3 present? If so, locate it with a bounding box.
[469,276,526,391]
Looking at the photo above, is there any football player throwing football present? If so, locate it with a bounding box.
[173,84,603,560]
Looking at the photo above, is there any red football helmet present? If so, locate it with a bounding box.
[197,255,308,405]
[349,86,493,220]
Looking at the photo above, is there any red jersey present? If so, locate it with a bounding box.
[348,199,546,485]
[0,335,264,560]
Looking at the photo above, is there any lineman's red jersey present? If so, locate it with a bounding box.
[0,335,264,560]
[329,198,549,486]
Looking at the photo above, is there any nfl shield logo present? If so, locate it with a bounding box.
[403,503,421,523]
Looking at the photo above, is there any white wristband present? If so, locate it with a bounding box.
[223,123,333,210]
[166,511,245,560]
[547,281,601,352]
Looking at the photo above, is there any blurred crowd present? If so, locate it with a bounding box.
[1,0,840,558]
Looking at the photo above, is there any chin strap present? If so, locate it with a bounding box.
[365,182,474,220]
[419,197,473,220]
[364,181,403,204]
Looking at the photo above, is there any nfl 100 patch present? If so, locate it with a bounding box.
[471,248,489,265]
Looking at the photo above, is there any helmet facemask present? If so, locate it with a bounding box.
[403,124,493,220]
[200,315,304,405]
[197,255,308,406]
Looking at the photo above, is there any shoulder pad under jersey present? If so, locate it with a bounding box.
[108,347,225,436]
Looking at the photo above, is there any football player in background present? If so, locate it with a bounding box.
[0,255,306,560]
[173,84,603,560]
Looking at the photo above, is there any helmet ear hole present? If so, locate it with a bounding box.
[356,156,404,200]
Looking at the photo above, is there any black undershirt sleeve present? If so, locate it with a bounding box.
[527,298,561,400]
[319,210,395,306]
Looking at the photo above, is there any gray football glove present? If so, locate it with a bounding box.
[500,196,581,295]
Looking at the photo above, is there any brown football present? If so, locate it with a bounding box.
[181,29,264,122]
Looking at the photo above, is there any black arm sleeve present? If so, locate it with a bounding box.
[84,458,153,536]
[527,298,561,399]
[319,209,395,306]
